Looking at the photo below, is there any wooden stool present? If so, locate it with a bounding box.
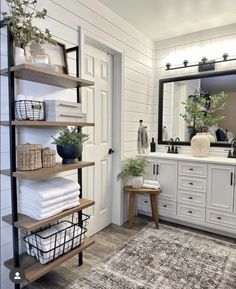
[124,186,161,229]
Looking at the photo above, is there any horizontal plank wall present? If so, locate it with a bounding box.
[154,23,236,155]
[0,0,155,287]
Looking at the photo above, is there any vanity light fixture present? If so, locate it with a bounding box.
[223,53,229,61]
[166,63,171,70]
[183,60,188,67]
[165,53,236,71]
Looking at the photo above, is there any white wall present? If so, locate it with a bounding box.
[154,23,236,155]
[0,0,155,288]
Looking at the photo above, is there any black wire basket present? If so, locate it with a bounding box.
[15,100,46,121]
[24,213,90,264]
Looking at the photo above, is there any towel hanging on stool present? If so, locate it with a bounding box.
[137,120,149,154]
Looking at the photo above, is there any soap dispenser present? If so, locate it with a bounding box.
[150,138,156,152]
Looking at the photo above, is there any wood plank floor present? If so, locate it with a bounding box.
[24,215,236,289]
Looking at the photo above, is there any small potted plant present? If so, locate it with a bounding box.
[117,157,148,188]
[1,0,55,65]
[52,127,89,164]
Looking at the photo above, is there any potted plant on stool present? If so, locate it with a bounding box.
[52,127,89,164]
[117,157,148,188]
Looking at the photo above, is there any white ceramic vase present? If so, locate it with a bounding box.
[191,133,210,157]
[14,47,25,65]
[131,176,143,188]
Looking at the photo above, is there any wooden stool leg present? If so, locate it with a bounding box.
[150,194,159,229]
[129,193,136,227]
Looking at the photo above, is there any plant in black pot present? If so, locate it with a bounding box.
[52,127,89,164]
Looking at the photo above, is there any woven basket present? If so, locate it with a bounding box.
[17,143,42,171]
[42,148,56,168]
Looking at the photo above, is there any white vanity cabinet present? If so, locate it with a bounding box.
[137,153,236,237]
[177,162,207,222]
[138,159,177,216]
[206,164,234,212]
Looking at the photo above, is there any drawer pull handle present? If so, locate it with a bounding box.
[188,210,192,214]
[163,204,167,208]
[144,201,148,204]
[217,216,222,220]
[189,182,194,185]
[189,168,194,171]
[188,197,193,200]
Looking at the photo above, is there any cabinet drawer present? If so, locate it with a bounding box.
[178,190,205,206]
[206,210,236,229]
[178,162,207,178]
[159,198,177,216]
[178,176,207,192]
[177,203,205,221]
[137,195,150,207]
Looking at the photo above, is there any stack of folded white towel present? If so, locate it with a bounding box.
[26,221,85,264]
[143,180,161,190]
[19,177,80,220]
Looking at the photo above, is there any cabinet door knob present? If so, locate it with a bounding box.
[189,168,193,171]
[188,197,193,200]
[217,216,222,220]
[163,204,167,208]
[144,200,148,204]
[189,182,193,185]
[188,210,192,214]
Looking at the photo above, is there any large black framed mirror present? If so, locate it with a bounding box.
[158,69,236,147]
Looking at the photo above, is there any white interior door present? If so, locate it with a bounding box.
[82,45,113,236]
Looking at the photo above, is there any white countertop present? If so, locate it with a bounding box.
[141,152,236,165]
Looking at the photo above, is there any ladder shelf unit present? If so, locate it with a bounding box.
[0,21,95,288]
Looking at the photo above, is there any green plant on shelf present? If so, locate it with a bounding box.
[51,127,89,146]
[1,0,55,48]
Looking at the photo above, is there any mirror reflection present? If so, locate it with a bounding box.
[161,74,236,144]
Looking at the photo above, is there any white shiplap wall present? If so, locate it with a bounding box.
[154,23,236,155]
[0,0,155,287]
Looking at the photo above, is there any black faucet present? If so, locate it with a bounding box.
[167,137,180,154]
[227,138,236,158]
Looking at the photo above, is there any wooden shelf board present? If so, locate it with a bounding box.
[0,64,94,88]
[4,237,95,283]
[0,120,95,127]
[2,198,95,231]
[0,161,95,179]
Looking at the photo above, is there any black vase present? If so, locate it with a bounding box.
[57,144,82,164]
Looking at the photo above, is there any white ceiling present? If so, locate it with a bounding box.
[98,0,236,41]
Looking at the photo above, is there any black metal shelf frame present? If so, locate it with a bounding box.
[1,20,84,288]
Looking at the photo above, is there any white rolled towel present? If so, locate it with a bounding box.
[143,180,161,190]
[26,222,84,264]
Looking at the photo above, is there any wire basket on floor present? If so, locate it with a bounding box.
[24,213,90,264]
[15,100,46,121]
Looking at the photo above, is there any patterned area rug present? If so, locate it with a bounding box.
[70,224,236,289]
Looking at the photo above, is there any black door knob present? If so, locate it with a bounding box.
[108,148,115,154]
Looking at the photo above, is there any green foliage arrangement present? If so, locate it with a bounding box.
[180,90,227,131]
[52,127,89,146]
[1,0,55,47]
[117,157,148,179]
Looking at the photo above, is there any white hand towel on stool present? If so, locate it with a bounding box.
[143,180,161,190]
